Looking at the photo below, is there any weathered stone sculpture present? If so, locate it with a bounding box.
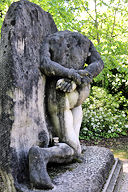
[28,30,104,189]
[40,30,104,154]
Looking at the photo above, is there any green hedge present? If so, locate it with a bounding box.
[80,86,128,140]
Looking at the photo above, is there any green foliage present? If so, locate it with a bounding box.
[80,86,128,140]
[0,0,19,35]
[29,0,82,31]
[94,40,128,90]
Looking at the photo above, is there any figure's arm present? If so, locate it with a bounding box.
[85,40,104,78]
[76,40,104,86]
[40,38,82,85]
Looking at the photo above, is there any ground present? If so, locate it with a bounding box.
[81,136,128,192]
[80,136,128,159]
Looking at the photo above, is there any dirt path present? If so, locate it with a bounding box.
[119,159,128,192]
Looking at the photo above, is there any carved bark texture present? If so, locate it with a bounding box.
[0,0,57,189]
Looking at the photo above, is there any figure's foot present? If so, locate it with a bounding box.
[29,146,54,189]
[70,141,81,155]
[62,136,81,155]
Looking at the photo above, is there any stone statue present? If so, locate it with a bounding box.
[29,30,104,189]
[40,30,104,154]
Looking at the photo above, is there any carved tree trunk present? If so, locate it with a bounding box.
[0,0,57,190]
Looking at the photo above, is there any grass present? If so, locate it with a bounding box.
[111,149,128,160]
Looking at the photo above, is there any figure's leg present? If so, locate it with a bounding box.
[29,146,53,189]
[72,105,83,139]
[47,80,81,154]
[48,87,81,154]
[64,105,81,154]
[29,144,74,189]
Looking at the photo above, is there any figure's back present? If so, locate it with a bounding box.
[47,31,91,70]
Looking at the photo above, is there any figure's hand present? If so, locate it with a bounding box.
[77,69,93,79]
[81,76,92,85]
[77,69,93,85]
[56,79,77,93]
[68,69,82,85]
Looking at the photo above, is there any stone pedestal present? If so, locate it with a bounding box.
[16,146,122,192]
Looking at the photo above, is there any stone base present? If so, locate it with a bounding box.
[102,158,123,192]
[16,146,122,192]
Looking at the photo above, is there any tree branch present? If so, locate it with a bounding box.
[94,0,100,44]
[82,5,95,22]
[111,0,120,37]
